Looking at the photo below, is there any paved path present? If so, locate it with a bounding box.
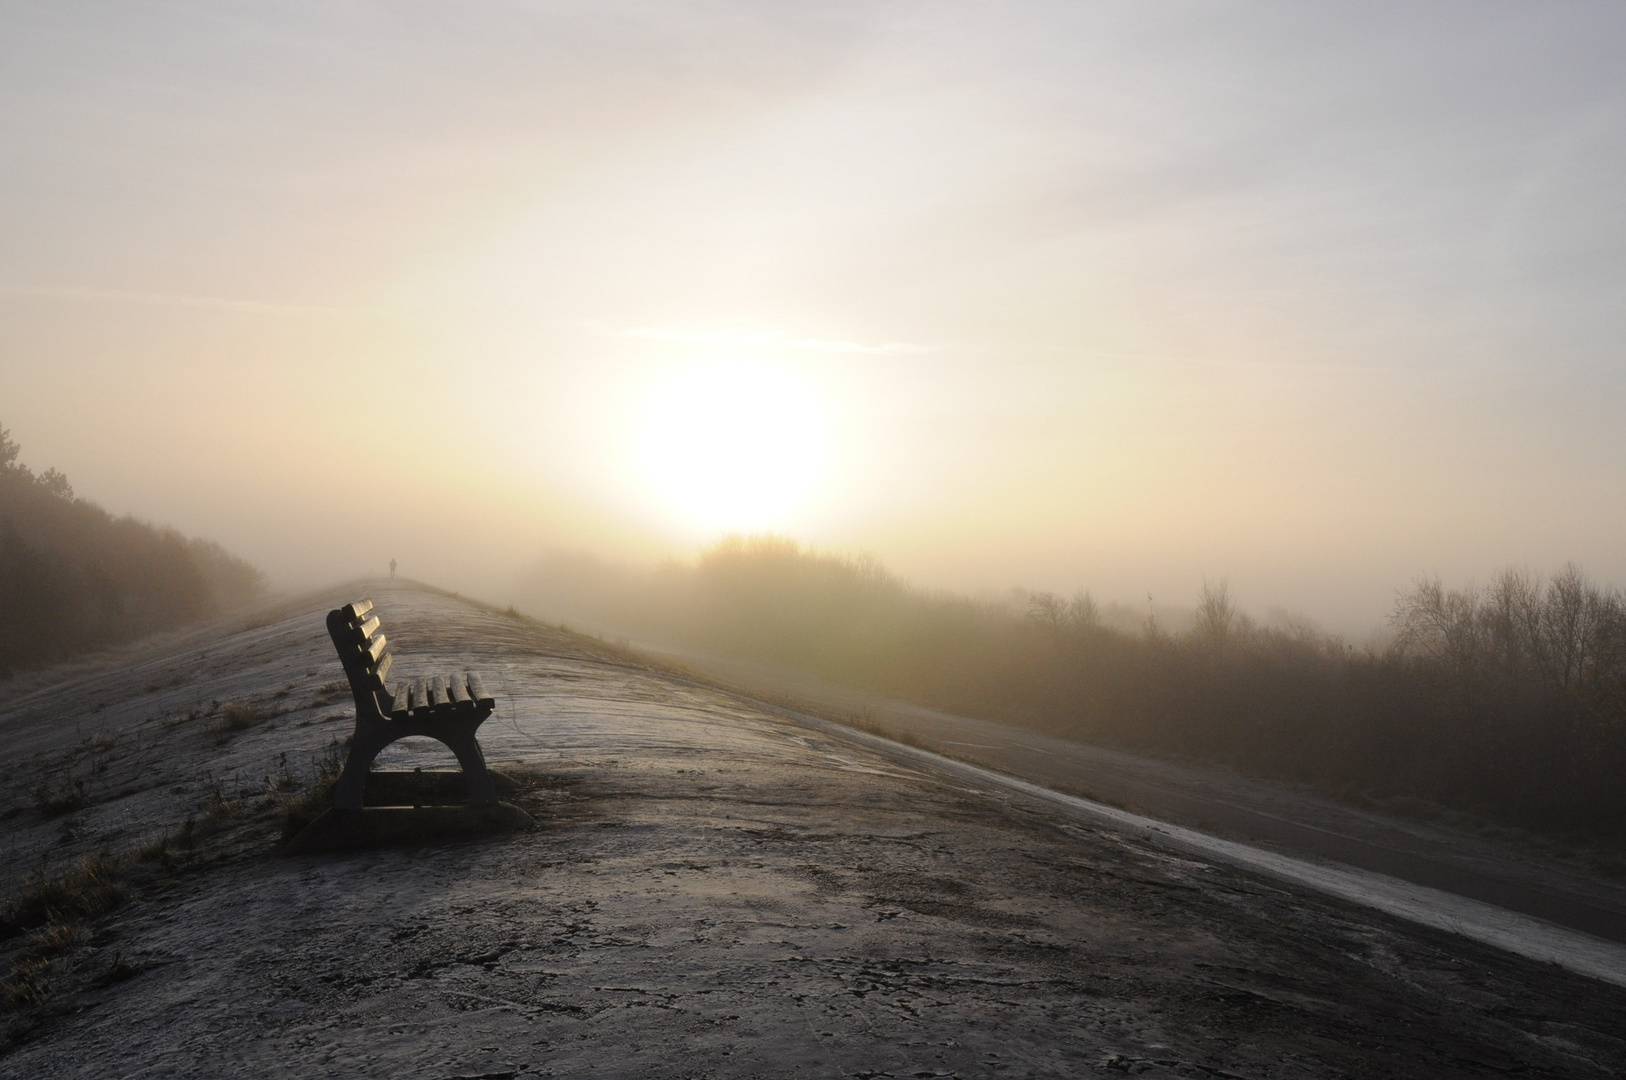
[633,645,1626,947]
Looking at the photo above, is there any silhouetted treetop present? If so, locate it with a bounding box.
[0,422,264,673]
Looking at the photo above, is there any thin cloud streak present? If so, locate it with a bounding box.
[0,285,376,316]
[598,324,936,356]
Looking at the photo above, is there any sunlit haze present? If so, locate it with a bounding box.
[4,2,1626,631]
[634,358,829,535]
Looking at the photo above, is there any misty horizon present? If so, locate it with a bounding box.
[6,415,1612,646]
[6,3,1626,632]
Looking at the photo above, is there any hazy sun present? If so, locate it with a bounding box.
[637,362,827,533]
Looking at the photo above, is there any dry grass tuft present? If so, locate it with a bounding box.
[21,922,86,959]
[31,771,87,817]
[0,958,52,1012]
[99,951,142,985]
[271,740,348,844]
[135,834,174,865]
[2,855,127,938]
[212,701,268,733]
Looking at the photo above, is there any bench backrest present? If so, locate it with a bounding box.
[326,598,393,717]
[326,598,497,722]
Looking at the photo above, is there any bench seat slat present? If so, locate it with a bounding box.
[387,680,408,717]
[465,671,495,709]
[447,674,471,710]
[428,675,448,710]
[409,677,426,714]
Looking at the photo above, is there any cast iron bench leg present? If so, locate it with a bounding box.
[332,721,499,809]
[333,718,394,810]
[442,730,499,806]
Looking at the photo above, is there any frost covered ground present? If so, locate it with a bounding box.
[2,582,1624,1078]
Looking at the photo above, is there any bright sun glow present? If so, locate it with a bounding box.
[637,362,827,533]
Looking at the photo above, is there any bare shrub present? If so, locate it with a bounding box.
[1026,590,1101,639]
[1393,567,1626,708]
[1195,580,1236,647]
[519,538,1626,841]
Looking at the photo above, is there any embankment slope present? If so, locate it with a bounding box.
[2,581,1622,1077]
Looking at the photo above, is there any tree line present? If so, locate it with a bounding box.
[518,536,1626,840]
[0,424,264,674]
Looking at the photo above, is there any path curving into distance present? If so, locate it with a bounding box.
[635,643,1626,984]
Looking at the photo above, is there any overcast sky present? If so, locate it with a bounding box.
[3,2,1625,629]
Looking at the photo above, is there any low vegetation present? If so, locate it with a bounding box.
[0,422,264,675]
[0,959,53,1012]
[208,701,270,738]
[270,740,347,843]
[519,537,1626,841]
[0,738,346,1023]
[0,855,128,939]
[30,771,88,818]
[0,852,135,1022]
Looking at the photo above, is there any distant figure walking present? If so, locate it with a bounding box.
[389,558,397,580]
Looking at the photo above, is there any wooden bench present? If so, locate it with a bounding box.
[325,598,501,810]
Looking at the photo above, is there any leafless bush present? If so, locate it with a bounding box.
[1195,580,1236,647]
[518,538,1626,840]
[1027,590,1102,639]
[1393,565,1626,708]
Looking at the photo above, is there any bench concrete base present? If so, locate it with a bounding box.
[285,802,535,854]
[285,770,534,854]
[360,768,523,807]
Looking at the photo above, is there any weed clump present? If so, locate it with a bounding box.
[0,958,52,1011]
[0,855,126,940]
[21,922,87,959]
[31,770,87,817]
[134,834,173,865]
[208,701,267,736]
[99,951,142,985]
[272,741,348,844]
